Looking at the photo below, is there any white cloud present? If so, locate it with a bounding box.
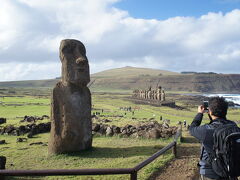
[0,62,60,81]
[0,0,240,81]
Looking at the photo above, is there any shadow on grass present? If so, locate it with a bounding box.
[52,145,166,159]
[6,177,43,180]
[181,136,199,144]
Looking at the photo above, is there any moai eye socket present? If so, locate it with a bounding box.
[62,45,73,53]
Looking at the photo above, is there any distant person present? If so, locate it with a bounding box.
[183,120,187,127]
[189,97,239,180]
[160,116,162,120]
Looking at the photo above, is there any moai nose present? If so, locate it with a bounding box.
[76,57,87,65]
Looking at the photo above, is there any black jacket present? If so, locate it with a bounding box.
[189,113,236,179]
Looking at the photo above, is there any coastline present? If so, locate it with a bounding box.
[182,93,240,107]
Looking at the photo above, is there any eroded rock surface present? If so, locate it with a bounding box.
[48,39,92,154]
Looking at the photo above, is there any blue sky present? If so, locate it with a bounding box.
[116,0,240,19]
[0,0,240,81]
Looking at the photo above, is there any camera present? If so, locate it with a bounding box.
[203,101,209,110]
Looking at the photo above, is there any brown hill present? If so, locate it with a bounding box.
[91,66,179,78]
[91,70,240,93]
[0,67,240,93]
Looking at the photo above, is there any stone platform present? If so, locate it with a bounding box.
[129,97,176,108]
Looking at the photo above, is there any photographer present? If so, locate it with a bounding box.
[189,97,237,180]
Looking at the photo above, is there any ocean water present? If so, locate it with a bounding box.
[202,94,240,105]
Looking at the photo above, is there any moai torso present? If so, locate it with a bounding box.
[157,86,162,101]
[147,86,151,99]
[144,90,147,99]
[139,90,143,99]
[137,90,141,98]
[161,90,166,101]
[153,90,157,100]
[48,39,92,154]
[150,90,154,100]
[132,90,137,98]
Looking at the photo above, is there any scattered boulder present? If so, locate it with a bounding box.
[42,115,50,119]
[92,121,177,139]
[0,122,51,137]
[27,132,33,138]
[148,128,160,139]
[20,115,50,123]
[98,124,107,135]
[92,123,100,132]
[106,126,113,136]
[0,118,6,124]
[0,140,6,144]
[5,125,15,134]
[16,138,27,142]
[112,126,121,134]
[0,119,177,140]
[29,142,44,146]
[101,119,112,123]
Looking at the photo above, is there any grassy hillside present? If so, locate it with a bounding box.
[0,79,58,88]
[91,73,240,93]
[0,66,240,93]
[91,66,179,78]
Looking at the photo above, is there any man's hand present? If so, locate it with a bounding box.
[198,105,205,114]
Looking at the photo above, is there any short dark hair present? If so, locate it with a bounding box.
[209,96,228,118]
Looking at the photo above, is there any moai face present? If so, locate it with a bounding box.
[60,39,90,86]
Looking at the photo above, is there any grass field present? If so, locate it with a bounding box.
[1,89,240,180]
[1,134,174,180]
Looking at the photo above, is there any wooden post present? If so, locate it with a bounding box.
[0,156,6,180]
[130,171,137,180]
[172,142,177,158]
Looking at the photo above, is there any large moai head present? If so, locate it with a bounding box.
[60,39,90,87]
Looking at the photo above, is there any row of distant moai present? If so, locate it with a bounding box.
[133,86,166,101]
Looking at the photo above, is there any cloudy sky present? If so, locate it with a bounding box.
[1,0,240,81]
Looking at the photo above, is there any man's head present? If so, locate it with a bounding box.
[59,39,90,87]
[209,96,228,118]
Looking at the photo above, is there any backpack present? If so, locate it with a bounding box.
[210,122,240,178]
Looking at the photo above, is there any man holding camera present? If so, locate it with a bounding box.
[189,97,238,180]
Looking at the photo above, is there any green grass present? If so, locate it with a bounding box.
[0,96,50,126]
[0,93,179,180]
[1,91,239,180]
[91,93,212,127]
[2,134,174,180]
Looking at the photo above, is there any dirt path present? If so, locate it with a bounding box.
[149,129,201,180]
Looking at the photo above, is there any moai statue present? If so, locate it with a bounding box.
[140,90,144,99]
[147,86,151,99]
[161,90,166,101]
[144,90,147,99]
[138,90,141,99]
[133,90,138,98]
[132,90,136,98]
[142,90,145,99]
[150,89,154,100]
[157,86,162,101]
[152,90,155,100]
[137,89,140,98]
[48,39,92,154]
[154,90,157,100]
